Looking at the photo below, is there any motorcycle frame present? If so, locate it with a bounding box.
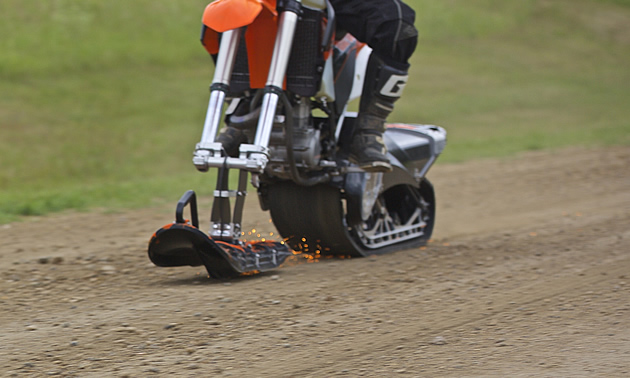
[191,0,444,242]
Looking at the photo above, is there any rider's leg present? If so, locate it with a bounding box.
[331,0,418,172]
[349,54,410,172]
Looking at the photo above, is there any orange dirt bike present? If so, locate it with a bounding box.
[148,0,446,278]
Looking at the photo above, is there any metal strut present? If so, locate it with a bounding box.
[210,164,249,241]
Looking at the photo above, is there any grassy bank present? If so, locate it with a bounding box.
[1,0,629,222]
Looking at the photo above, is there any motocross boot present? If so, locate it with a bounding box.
[216,126,247,158]
[350,54,409,172]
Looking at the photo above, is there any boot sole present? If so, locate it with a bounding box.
[359,162,393,173]
[349,155,393,173]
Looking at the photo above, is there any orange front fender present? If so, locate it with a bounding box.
[201,0,278,88]
[202,0,276,32]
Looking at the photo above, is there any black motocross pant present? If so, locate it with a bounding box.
[329,0,418,70]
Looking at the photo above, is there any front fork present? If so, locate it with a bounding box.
[193,5,300,241]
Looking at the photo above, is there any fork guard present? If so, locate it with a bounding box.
[148,191,291,279]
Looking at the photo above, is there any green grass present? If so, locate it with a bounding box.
[1,0,629,222]
[400,0,630,161]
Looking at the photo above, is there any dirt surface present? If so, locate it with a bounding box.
[2,146,629,377]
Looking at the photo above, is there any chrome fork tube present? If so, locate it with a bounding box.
[253,10,299,148]
[265,11,299,89]
[199,28,242,145]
